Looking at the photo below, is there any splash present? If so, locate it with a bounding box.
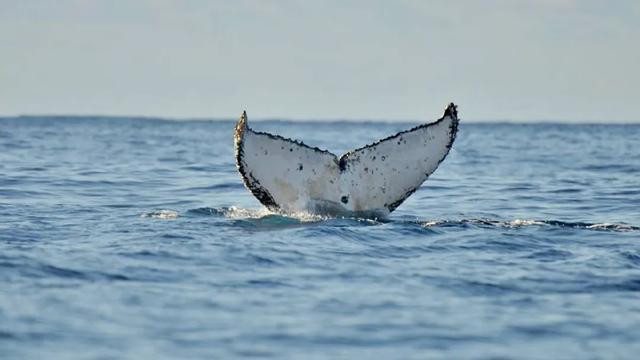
[188,206,329,223]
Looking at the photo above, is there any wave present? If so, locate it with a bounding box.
[420,218,639,232]
[143,207,639,232]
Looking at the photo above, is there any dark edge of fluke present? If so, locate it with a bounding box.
[341,103,459,160]
[234,111,280,210]
[384,103,459,212]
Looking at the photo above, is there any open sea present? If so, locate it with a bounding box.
[1,116,639,359]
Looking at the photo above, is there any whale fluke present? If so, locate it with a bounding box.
[234,103,459,217]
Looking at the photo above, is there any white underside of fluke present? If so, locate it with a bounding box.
[234,104,459,217]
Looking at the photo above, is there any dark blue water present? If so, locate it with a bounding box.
[1,117,639,359]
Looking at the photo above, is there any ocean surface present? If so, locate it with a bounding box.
[1,116,639,359]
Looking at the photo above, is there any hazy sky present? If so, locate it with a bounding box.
[1,1,638,121]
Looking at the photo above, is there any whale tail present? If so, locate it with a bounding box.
[234,104,459,217]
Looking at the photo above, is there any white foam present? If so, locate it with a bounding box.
[421,219,546,228]
[218,206,271,219]
[422,220,445,227]
[218,206,327,223]
[420,218,638,232]
[506,219,546,227]
[141,210,179,219]
[586,223,635,231]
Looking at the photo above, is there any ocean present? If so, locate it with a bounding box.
[1,117,639,359]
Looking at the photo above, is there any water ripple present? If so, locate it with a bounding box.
[2,119,640,359]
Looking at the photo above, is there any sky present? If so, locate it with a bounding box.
[0,0,638,122]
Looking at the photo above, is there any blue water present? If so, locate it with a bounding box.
[1,117,639,359]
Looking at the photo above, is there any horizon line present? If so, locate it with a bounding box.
[1,113,639,125]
